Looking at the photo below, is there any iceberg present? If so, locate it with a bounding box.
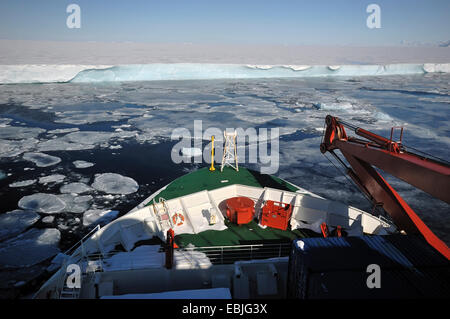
[0,63,449,84]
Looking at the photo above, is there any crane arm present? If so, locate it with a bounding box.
[320,115,450,259]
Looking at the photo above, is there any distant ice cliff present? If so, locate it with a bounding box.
[0,63,449,84]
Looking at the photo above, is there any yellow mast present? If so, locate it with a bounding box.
[209,135,215,171]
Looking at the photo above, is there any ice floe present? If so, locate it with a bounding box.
[41,216,55,224]
[18,193,66,214]
[91,173,139,195]
[9,179,37,188]
[38,174,66,184]
[83,209,119,227]
[181,147,202,157]
[22,152,61,167]
[0,126,45,140]
[0,138,39,158]
[0,210,40,242]
[47,127,79,134]
[73,160,95,168]
[56,194,92,214]
[60,182,93,194]
[0,228,61,268]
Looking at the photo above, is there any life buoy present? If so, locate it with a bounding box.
[172,213,185,226]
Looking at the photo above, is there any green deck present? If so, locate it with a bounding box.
[151,166,298,203]
[148,166,314,247]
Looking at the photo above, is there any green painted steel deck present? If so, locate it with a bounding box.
[175,220,318,247]
[151,166,299,203]
[148,166,314,247]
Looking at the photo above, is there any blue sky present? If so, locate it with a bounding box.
[0,0,448,45]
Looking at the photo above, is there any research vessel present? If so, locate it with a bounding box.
[34,115,450,299]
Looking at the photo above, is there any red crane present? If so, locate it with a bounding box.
[320,115,450,260]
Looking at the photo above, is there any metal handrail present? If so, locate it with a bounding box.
[64,225,101,256]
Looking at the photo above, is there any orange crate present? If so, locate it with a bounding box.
[260,200,293,230]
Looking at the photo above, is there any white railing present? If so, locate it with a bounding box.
[179,242,291,265]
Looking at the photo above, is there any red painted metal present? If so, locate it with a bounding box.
[260,200,293,230]
[226,196,255,225]
[320,115,450,260]
[321,222,330,238]
[165,228,175,269]
[336,226,342,237]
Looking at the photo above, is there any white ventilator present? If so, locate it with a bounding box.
[221,130,239,172]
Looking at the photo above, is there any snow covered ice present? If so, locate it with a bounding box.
[91,173,139,195]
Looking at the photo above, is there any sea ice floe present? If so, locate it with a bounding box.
[181,147,202,157]
[0,118,12,127]
[0,126,45,140]
[73,160,95,168]
[56,194,92,214]
[60,182,93,194]
[0,210,40,242]
[9,179,37,188]
[47,127,80,134]
[41,216,55,224]
[54,111,127,125]
[0,138,39,158]
[83,209,119,227]
[18,193,66,214]
[38,174,66,184]
[91,173,139,195]
[65,131,114,145]
[0,228,61,268]
[22,152,61,167]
